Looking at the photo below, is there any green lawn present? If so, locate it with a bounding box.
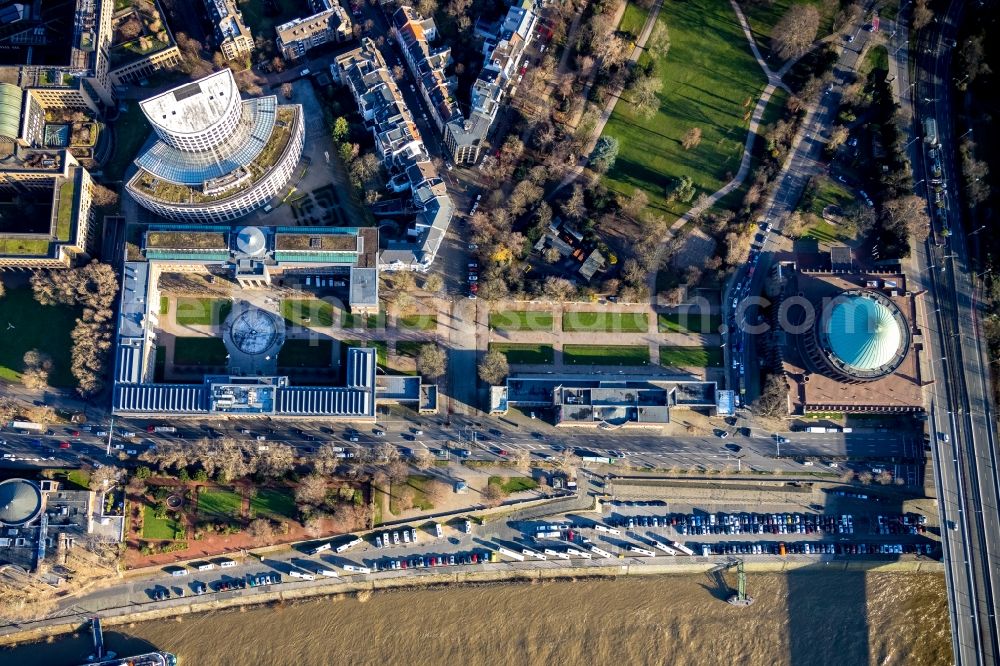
[562,311,648,333]
[173,337,228,366]
[106,102,150,183]
[657,345,724,367]
[389,475,436,513]
[281,299,335,327]
[142,505,184,540]
[860,44,889,78]
[742,0,837,59]
[397,313,437,330]
[600,0,767,218]
[342,311,380,329]
[488,476,540,493]
[278,339,333,367]
[197,488,244,520]
[250,489,296,519]
[488,311,554,331]
[489,343,555,365]
[0,287,80,387]
[563,345,650,365]
[807,176,855,217]
[159,295,168,315]
[619,1,650,39]
[658,312,722,333]
[174,298,232,326]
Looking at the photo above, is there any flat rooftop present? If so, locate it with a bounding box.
[140,70,240,136]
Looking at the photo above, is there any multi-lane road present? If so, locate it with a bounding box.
[724,3,879,402]
[909,1,1000,664]
[1,408,924,485]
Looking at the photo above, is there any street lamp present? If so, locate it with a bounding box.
[959,128,973,140]
[905,136,920,148]
[969,226,986,236]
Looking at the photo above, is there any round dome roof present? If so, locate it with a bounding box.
[0,479,42,526]
[825,295,903,372]
[236,226,266,256]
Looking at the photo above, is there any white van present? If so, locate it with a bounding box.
[218,559,237,568]
[197,563,215,571]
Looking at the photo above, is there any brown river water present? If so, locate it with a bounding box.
[1,571,951,666]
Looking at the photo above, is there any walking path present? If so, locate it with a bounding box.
[550,0,665,196]
[643,0,787,301]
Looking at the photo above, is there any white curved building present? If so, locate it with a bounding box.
[126,69,304,222]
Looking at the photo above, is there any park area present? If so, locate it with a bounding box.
[489,343,554,365]
[488,476,539,494]
[658,345,723,367]
[173,337,228,366]
[563,345,650,366]
[562,311,648,333]
[281,299,335,328]
[658,311,722,334]
[600,0,767,218]
[0,286,80,387]
[489,310,554,331]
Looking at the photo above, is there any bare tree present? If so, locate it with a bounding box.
[425,479,449,505]
[295,474,328,507]
[412,449,434,470]
[912,0,934,30]
[752,373,788,417]
[562,185,586,221]
[88,465,119,491]
[681,127,702,150]
[620,189,649,219]
[511,450,530,472]
[248,518,275,543]
[771,5,821,60]
[478,349,509,385]
[482,483,507,508]
[258,444,295,478]
[417,344,447,379]
[376,441,399,464]
[827,125,849,150]
[21,350,52,390]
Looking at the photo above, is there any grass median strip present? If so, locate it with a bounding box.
[489,343,555,364]
[658,312,722,334]
[562,311,649,333]
[658,345,724,367]
[488,310,554,331]
[397,313,437,330]
[563,344,650,365]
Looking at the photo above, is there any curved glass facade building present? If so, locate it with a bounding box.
[126,69,304,222]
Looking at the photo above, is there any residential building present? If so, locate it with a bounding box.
[126,69,305,222]
[204,0,254,62]
[276,1,352,62]
[0,151,97,269]
[391,6,460,133]
[0,0,116,116]
[333,39,454,271]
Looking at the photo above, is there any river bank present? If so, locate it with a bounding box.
[0,556,944,648]
[0,569,951,666]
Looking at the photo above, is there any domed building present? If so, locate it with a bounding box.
[775,254,925,415]
[0,478,43,527]
[805,290,911,383]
